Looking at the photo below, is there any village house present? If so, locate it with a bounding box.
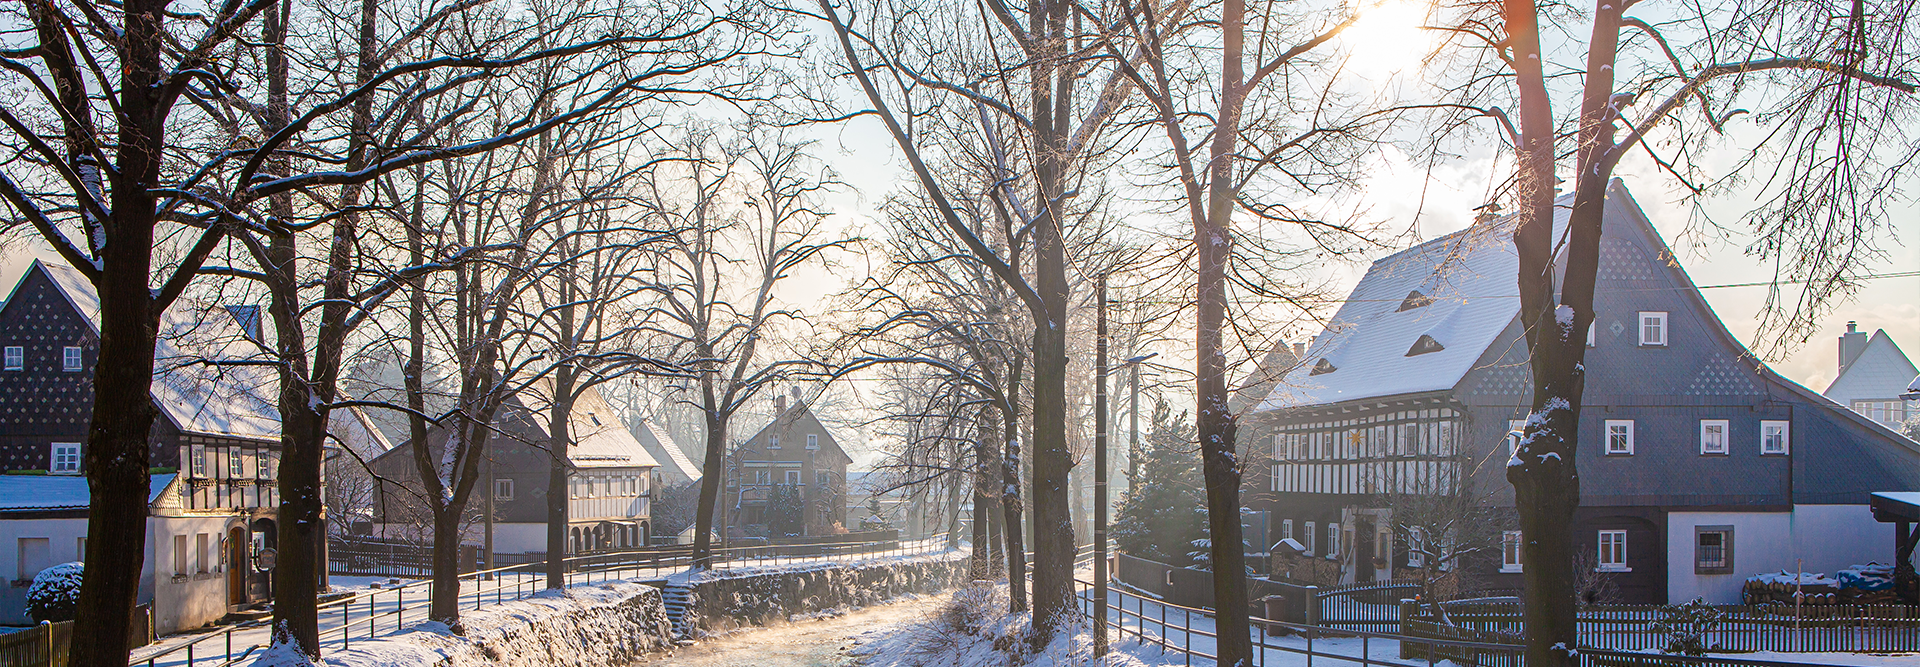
[367,381,658,560]
[1824,322,1919,433]
[0,260,382,633]
[726,389,852,538]
[1242,181,1920,605]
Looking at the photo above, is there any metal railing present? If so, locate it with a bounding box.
[129,533,952,667]
[1434,600,1920,653]
[1077,576,1883,667]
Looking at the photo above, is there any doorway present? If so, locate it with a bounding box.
[228,526,248,605]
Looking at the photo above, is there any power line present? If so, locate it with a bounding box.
[1114,269,1920,306]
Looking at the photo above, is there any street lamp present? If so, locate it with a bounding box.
[1095,279,1159,657]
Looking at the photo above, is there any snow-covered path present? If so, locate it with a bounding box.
[626,594,946,667]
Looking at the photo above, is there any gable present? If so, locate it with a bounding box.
[740,403,854,466]
[1824,331,1919,405]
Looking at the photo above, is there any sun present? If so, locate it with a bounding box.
[1338,0,1436,76]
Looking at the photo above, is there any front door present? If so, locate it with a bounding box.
[228,527,248,605]
[1353,518,1376,583]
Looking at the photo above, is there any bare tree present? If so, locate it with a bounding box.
[1427,0,1920,663]
[634,125,852,569]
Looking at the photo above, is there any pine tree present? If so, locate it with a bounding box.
[767,484,804,537]
[1114,400,1208,567]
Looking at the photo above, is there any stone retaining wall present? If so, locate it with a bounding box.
[681,552,969,637]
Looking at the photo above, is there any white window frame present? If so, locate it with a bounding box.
[3,346,21,370]
[61,346,81,372]
[1587,321,1596,347]
[257,451,271,479]
[1303,521,1317,556]
[229,448,245,478]
[190,444,207,478]
[785,469,802,485]
[1408,527,1427,568]
[1501,530,1523,573]
[1605,420,1635,456]
[494,478,514,501]
[1638,312,1668,346]
[50,443,80,474]
[1597,529,1629,571]
[1761,420,1790,455]
[768,435,781,450]
[807,434,819,450]
[1280,519,1294,542]
[1326,522,1341,559]
[1507,419,1526,458]
[1700,420,1729,455]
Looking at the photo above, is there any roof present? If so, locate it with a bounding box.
[0,473,175,512]
[35,261,281,440]
[520,380,659,469]
[1824,329,1920,404]
[1253,193,1574,412]
[738,400,855,466]
[1870,491,1920,523]
[636,419,700,483]
[330,407,393,461]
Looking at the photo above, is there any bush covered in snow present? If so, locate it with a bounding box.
[26,561,84,623]
[1649,598,1722,657]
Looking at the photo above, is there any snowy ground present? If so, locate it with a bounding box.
[629,594,943,667]
[132,539,947,667]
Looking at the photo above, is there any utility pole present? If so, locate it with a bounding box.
[1129,358,1141,487]
[1094,277,1110,656]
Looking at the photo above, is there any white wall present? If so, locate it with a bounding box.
[488,523,549,556]
[0,517,92,624]
[150,515,244,635]
[1668,505,1893,604]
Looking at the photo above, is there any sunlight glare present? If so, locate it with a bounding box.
[1338,0,1436,77]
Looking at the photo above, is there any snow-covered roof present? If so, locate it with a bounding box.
[1254,193,1575,411]
[0,473,175,512]
[636,419,700,483]
[1824,329,1919,405]
[520,381,658,470]
[330,407,394,461]
[37,261,281,440]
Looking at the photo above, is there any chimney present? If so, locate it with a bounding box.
[774,393,787,413]
[1292,342,1306,359]
[792,385,804,404]
[1839,321,1869,373]
[1473,203,1501,225]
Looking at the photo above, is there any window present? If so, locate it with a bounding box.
[62,346,81,371]
[753,469,771,485]
[257,451,271,479]
[807,434,819,450]
[1696,526,1733,574]
[816,470,832,487]
[494,478,514,501]
[1597,530,1628,571]
[768,435,781,449]
[587,476,598,498]
[1761,420,1790,455]
[1303,521,1317,556]
[1408,527,1427,567]
[1507,419,1526,458]
[1700,420,1728,455]
[172,535,189,575]
[1501,531,1523,572]
[229,448,245,478]
[3,346,21,370]
[568,478,579,499]
[1605,420,1634,455]
[1273,434,1287,460]
[75,537,84,562]
[785,469,801,485]
[1587,321,1596,347]
[1326,522,1341,559]
[50,443,79,474]
[1638,312,1668,346]
[196,533,210,573]
[17,538,49,582]
[1280,519,1294,542]
[190,444,207,477]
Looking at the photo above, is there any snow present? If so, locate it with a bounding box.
[0,474,174,510]
[1748,571,1838,587]
[1730,651,1920,666]
[1253,192,1577,412]
[243,580,672,667]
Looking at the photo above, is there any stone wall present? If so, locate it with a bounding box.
[250,581,674,667]
[681,552,969,637]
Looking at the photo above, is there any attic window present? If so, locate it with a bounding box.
[1405,334,1446,357]
[588,413,601,426]
[1310,358,1337,376]
[1397,290,1434,312]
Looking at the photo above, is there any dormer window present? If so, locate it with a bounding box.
[1397,290,1433,312]
[1406,334,1445,357]
[3,346,21,370]
[1310,358,1337,376]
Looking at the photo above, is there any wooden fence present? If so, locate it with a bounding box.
[0,606,150,667]
[1435,601,1920,653]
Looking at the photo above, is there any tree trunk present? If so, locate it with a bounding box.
[430,504,465,625]
[1198,0,1252,661]
[691,405,727,569]
[68,3,167,664]
[972,434,992,579]
[1002,361,1028,612]
[546,367,576,588]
